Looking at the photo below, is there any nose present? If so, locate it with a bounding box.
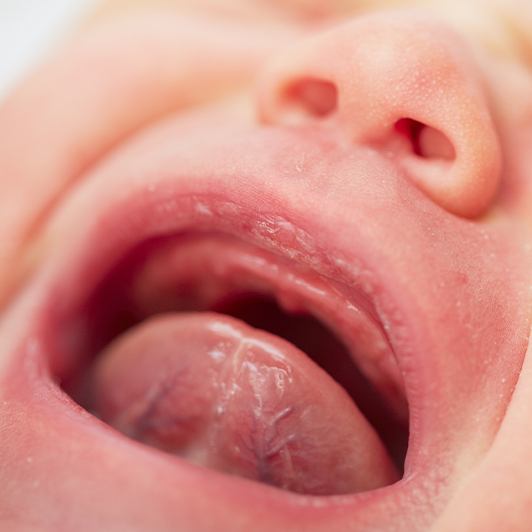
[256,11,502,218]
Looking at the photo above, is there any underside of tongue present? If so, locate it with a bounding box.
[90,312,399,495]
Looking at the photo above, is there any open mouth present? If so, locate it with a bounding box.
[38,207,410,497]
[5,112,489,531]
[5,108,490,532]
[4,114,525,529]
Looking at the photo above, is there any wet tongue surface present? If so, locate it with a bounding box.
[90,312,398,495]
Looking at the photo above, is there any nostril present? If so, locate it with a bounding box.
[395,119,455,161]
[418,124,455,160]
[281,77,338,122]
[257,12,501,218]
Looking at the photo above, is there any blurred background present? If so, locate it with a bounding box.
[0,0,96,98]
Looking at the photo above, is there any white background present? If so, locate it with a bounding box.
[0,0,95,99]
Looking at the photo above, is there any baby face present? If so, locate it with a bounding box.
[1,0,532,530]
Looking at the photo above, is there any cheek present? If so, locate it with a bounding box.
[484,58,532,224]
[434,333,532,530]
[0,8,290,306]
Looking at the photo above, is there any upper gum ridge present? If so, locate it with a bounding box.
[122,231,405,412]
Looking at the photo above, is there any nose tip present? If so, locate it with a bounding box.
[256,11,502,218]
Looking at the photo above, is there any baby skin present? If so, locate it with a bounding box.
[1,0,532,530]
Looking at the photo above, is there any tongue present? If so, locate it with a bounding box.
[90,312,398,495]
